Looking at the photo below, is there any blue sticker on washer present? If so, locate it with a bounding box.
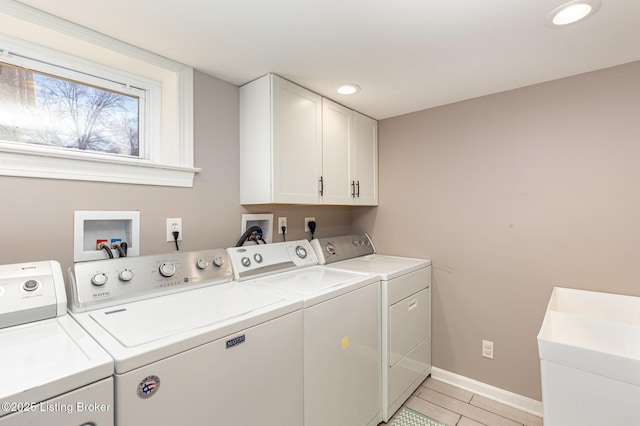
[137,375,161,399]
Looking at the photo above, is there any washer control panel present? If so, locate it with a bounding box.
[67,249,233,312]
[227,240,317,281]
[0,260,66,328]
[310,233,376,264]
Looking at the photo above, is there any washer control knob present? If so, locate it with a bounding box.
[254,254,263,263]
[119,269,134,282]
[196,258,208,270]
[295,246,307,259]
[212,256,225,268]
[241,257,251,267]
[23,279,39,291]
[91,273,108,286]
[325,243,336,255]
[159,263,176,277]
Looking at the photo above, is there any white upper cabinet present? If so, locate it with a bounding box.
[322,99,379,206]
[240,74,322,204]
[239,74,377,205]
[322,99,353,205]
[351,111,378,205]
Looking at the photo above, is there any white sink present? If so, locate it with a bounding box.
[537,287,640,425]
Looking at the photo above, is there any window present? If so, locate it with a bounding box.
[1,61,142,157]
[0,3,197,187]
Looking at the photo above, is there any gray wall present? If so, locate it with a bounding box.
[6,62,638,403]
[0,71,352,272]
[351,60,640,400]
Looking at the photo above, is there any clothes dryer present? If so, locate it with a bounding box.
[311,234,432,422]
[0,260,113,426]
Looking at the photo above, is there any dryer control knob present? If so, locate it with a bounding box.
[241,257,251,267]
[159,263,176,277]
[196,258,208,270]
[119,269,134,282]
[254,254,263,263]
[91,273,108,286]
[23,279,39,291]
[295,246,307,259]
[213,256,225,267]
[325,243,336,255]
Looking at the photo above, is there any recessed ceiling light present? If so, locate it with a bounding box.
[547,0,601,28]
[337,84,360,95]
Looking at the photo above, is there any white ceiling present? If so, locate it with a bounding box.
[13,0,640,119]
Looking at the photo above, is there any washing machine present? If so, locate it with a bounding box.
[310,234,432,422]
[66,248,304,425]
[0,260,113,426]
[227,240,381,426]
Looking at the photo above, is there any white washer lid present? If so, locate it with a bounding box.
[0,315,112,414]
[331,254,431,280]
[252,267,372,294]
[241,266,379,307]
[90,283,286,348]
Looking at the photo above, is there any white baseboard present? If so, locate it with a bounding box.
[430,367,543,417]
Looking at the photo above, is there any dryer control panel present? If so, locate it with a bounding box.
[227,239,317,281]
[310,233,376,265]
[67,249,233,312]
[0,260,66,328]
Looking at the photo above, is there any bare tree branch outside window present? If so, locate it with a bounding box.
[0,62,139,157]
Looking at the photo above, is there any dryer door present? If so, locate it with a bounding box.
[389,286,430,367]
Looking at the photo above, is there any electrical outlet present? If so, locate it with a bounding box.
[166,218,183,242]
[305,217,316,232]
[482,340,494,359]
[278,217,287,234]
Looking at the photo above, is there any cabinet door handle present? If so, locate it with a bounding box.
[356,180,360,198]
[351,181,356,198]
[319,176,324,196]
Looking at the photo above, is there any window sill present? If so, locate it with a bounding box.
[0,147,200,187]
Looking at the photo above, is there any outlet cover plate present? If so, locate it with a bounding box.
[305,217,316,232]
[166,218,183,242]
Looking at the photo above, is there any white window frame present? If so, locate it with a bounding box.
[0,37,157,162]
[0,2,199,187]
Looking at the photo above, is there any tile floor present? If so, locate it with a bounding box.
[385,377,543,426]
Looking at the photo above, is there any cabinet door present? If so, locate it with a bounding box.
[352,111,378,205]
[272,76,323,204]
[322,99,353,205]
